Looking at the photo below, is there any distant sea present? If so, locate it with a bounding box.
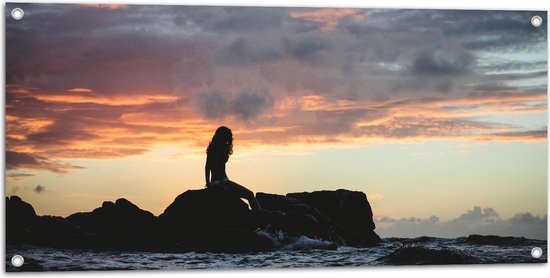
[6,233,547,271]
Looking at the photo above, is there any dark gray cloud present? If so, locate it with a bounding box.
[215,34,333,67]
[442,11,547,51]
[231,89,275,120]
[7,4,545,101]
[27,128,99,147]
[376,206,547,240]
[216,37,281,66]
[196,89,230,120]
[6,151,84,174]
[372,10,547,51]
[411,48,475,76]
[306,109,370,136]
[6,3,214,95]
[6,151,45,169]
[283,35,332,64]
[34,184,46,194]
[196,88,274,121]
[213,7,284,32]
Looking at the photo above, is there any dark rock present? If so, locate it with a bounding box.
[158,188,267,252]
[67,198,156,229]
[287,189,379,245]
[287,190,376,230]
[66,198,157,250]
[6,196,37,243]
[256,192,298,211]
[6,196,37,227]
[257,191,381,246]
[159,188,251,230]
[33,216,92,248]
[257,193,323,234]
[6,188,381,252]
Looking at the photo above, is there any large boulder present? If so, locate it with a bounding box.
[255,193,342,242]
[159,188,252,230]
[66,198,157,250]
[6,196,37,243]
[287,189,379,245]
[257,190,381,246]
[6,196,36,227]
[157,188,272,252]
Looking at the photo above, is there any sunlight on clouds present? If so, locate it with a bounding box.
[34,93,179,106]
[66,88,93,93]
[289,8,367,32]
[4,82,546,174]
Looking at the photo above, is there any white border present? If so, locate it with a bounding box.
[1,0,549,278]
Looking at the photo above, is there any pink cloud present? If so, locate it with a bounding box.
[66,88,93,93]
[289,8,367,32]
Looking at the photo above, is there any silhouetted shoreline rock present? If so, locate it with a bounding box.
[6,189,381,253]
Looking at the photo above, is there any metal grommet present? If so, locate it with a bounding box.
[11,255,24,267]
[531,247,543,259]
[11,8,25,20]
[531,15,543,27]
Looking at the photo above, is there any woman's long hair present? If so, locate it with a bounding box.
[206,126,233,158]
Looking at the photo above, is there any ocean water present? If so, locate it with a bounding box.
[6,234,547,271]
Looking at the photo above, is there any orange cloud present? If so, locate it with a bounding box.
[67,88,93,93]
[289,8,367,32]
[260,90,547,145]
[4,83,547,175]
[34,93,178,106]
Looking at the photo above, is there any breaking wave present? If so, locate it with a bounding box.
[254,229,337,250]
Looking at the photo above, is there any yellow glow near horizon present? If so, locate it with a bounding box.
[5,140,547,222]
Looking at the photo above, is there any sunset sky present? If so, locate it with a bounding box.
[4,3,548,239]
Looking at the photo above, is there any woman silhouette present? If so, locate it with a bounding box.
[205,126,261,211]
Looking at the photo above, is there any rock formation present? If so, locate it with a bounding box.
[6,188,381,253]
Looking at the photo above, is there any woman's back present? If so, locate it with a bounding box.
[207,146,228,182]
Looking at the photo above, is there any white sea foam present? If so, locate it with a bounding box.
[254,229,337,250]
[283,235,337,250]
